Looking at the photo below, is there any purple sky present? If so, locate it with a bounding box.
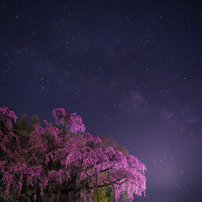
[1,0,202,201]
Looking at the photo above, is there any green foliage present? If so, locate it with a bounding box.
[93,186,112,202]
[119,191,130,202]
[15,113,39,134]
[16,114,27,132]
[28,114,39,133]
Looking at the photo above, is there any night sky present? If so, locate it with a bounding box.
[1,0,202,201]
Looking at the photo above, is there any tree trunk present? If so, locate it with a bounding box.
[74,189,76,202]
[112,184,116,202]
[95,168,99,202]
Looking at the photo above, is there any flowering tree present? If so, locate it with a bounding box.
[0,106,146,202]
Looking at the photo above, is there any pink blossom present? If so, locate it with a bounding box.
[0,107,146,201]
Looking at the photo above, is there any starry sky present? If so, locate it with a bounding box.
[1,0,202,201]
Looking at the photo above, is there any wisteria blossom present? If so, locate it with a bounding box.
[0,107,146,202]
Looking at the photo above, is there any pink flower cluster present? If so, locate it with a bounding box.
[52,108,86,133]
[0,107,146,202]
[0,106,17,130]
